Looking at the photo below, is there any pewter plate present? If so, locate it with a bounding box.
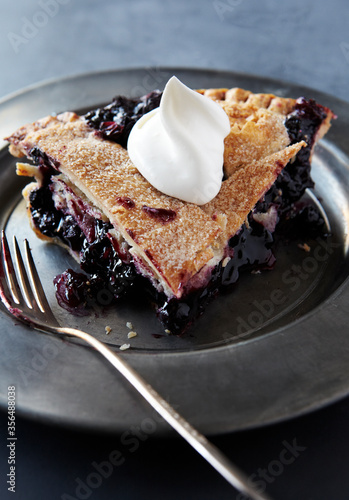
[0,68,348,435]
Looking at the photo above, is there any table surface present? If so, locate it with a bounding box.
[0,1,349,499]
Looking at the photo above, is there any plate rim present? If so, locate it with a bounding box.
[1,65,349,109]
[1,67,349,435]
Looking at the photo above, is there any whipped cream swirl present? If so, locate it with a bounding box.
[127,76,230,205]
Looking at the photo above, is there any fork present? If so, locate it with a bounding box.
[0,230,272,500]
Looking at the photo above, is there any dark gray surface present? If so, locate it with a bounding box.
[0,1,349,499]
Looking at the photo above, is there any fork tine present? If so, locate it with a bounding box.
[1,230,21,305]
[13,236,35,310]
[0,237,16,311]
[24,239,55,319]
[0,232,58,326]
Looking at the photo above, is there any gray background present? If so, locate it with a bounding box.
[0,1,349,500]
[0,0,348,102]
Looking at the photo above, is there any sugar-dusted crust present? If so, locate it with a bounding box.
[6,99,306,298]
[199,87,334,177]
[198,88,295,177]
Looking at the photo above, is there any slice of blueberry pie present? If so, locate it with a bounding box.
[5,77,334,335]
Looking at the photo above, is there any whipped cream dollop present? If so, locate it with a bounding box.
[127,76,230,205]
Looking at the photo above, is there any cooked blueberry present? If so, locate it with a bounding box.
[116,196,135,209]
[142,206,176,224]
[29,187,61,236]
[85,91,162,148]
[54,269,89,314]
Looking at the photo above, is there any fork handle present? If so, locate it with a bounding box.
[46,325,271,500]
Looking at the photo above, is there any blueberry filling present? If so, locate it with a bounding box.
[53,269,91,316]
[29,186,62,239]
[262,98,328,211]
[27,93,329,335]
[29,187,141,314]
[85,91,162,148]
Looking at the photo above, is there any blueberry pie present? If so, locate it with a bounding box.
[5,78,334,335]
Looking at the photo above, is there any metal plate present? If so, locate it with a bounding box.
[0,68,348,435]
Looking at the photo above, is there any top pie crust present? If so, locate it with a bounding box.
[6,88,323,298]
[200,88,294,176]
[200,87,333,176]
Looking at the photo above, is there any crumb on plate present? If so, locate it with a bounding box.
[222,257,230,268]
[298,242,311,252]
